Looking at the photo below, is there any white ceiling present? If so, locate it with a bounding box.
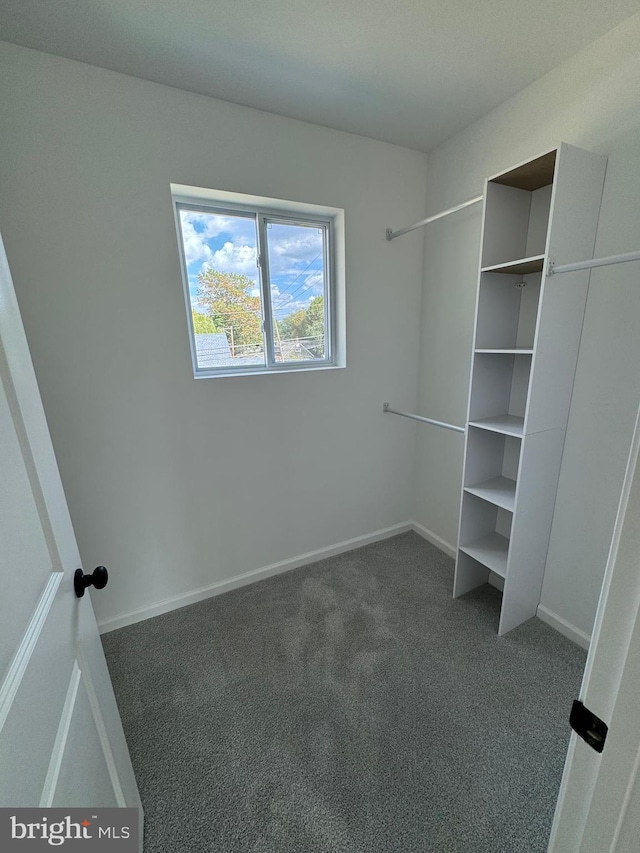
[1,0,639,151]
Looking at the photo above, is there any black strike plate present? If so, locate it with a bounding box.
[570,700,608,753]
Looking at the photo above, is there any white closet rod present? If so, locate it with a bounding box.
[383,403,465,434]
[386,195,483,241]
[549,249,640,276]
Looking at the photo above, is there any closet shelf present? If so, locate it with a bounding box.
[459,533,509,578]
[464,476,516,512]
[468,415,524,437]
[481,255,545,275]
[455,144,607,636]
[475,348,533,355]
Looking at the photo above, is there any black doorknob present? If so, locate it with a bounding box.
[74,566,108,598]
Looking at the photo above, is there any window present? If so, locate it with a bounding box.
[172,186,345,378]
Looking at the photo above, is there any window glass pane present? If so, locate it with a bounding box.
[266,221,327,362]
[178,208,266,370]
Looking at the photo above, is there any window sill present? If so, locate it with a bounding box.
[193,362,346,380]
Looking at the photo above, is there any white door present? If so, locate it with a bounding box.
[0,236,142,825]
[549,403,640,851]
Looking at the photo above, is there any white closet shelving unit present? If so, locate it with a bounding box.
[453,144,607,635]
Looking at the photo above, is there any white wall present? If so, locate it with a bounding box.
[0,42,427,628]
[413,12,640,639]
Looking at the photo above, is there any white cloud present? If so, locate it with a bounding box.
[180,222,214,267]
[181,211,235,238]
[266,228,323,276]
[207,242,258,279]
[300,273,323,289]
[179,211,253,269]
[270,271,324,315]
[179,212,236,267]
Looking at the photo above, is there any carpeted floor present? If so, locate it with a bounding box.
[102,532,586,853]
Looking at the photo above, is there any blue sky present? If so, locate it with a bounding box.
[179,210,325,321]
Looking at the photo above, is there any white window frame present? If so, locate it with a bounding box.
[171,185,346,379]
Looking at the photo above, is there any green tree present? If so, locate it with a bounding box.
[191,311,220,334]
[277,295,324,340]
[196,269,263,352]
[305,295,325,340]
[277,308,308,340]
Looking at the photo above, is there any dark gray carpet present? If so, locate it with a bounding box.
[102,532,586,853]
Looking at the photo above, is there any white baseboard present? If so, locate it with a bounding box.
[98,519,590,652]
[98,521,413,634]
[537,604,591,650]
[409,521,456,558]
[408,525,589,649]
